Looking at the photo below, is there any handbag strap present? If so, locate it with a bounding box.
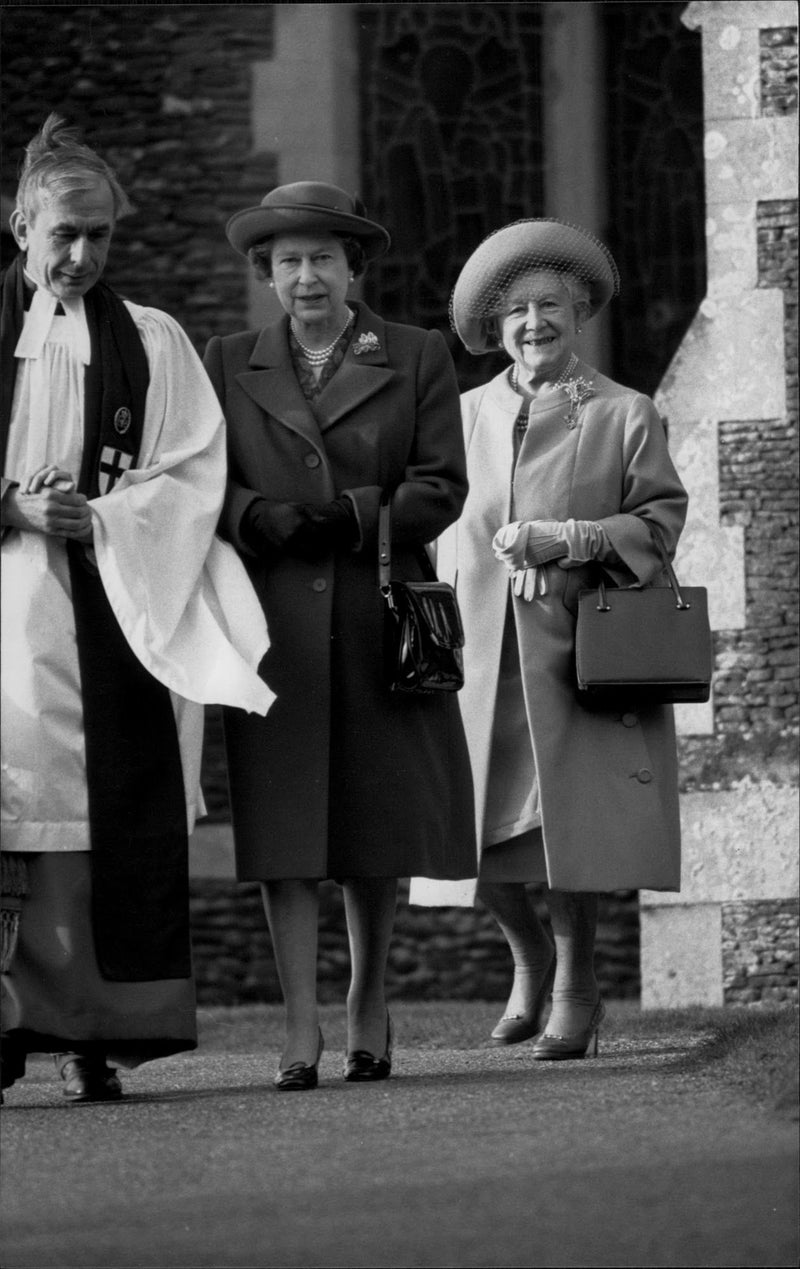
[378,491,437,592]
[646,522,691,609]
[378,493,392,593]
[596,521,691,611]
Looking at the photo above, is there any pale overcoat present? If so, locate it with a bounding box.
[412,360,688,903]
[203,303,476,881]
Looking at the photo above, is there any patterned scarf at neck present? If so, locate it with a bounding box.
[289,316,355,401]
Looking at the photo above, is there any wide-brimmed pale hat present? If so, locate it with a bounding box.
[450,218,620,354]
[226,180,391,259]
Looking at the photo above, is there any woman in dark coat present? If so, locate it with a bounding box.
[204,182,475,1090]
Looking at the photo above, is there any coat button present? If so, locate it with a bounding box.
[304,453,321,468]
[635,768,653,783]
[312,578,327,592]
[622,712,638,727]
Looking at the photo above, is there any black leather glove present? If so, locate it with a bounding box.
[242,497,357,559]
[241,499,310,555]
[296,497,358,550]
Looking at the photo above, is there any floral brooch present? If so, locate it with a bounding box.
[353,331,381,356]
[561,376,595,429]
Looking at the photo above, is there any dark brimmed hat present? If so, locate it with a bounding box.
[226,181,391,259]
[450,218,620,354]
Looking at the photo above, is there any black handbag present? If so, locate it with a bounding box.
[379,492,465,694]
[575,524,713,705]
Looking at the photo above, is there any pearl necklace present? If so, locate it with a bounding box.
[292,309,354,365]
[512,352,578,395]
[552,352,579,387]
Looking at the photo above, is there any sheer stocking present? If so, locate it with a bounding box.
[544,888,600,1036]
[343,876,398,1055]
[477,880,554,1017]
[261,878,321,1068]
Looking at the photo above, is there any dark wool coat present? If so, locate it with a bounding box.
[412,360,689,904]
[203,303,476,881]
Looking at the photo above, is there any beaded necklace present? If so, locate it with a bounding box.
[291,308,355,365]
[511,352,578,396]
[513,352,580,441]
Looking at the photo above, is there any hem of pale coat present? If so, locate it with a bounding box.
[231,870,478,883]
[484,814,542,846]
[409,876,682,905]
[1,828,90,851]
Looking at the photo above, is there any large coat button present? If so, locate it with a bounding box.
[312,578,327,592]
[304,453,321,468]
[635,767,653,783]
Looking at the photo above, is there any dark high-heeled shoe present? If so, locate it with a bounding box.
[274,1028,324,1091]
[531,998,605,1061]
[343,1014,393,1082]
[488,956,556,1047]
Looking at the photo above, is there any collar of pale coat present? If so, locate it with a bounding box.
[479,356,633,419]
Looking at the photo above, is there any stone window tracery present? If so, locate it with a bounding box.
[358,3,545,387]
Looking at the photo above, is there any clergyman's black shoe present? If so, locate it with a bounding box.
[1,1039,27,1100]
[55,1055,123,1103]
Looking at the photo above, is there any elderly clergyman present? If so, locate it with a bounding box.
[0,114,273,1103]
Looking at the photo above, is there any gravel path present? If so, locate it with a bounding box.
[2,1004,797,1268]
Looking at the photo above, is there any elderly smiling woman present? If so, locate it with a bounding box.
[412,219,688,1059]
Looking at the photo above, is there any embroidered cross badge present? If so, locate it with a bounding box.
[114,406,132,435]
[98,446,134,495]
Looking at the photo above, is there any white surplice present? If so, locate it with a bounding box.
[2,295,273,853]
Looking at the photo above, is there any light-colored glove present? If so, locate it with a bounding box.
[494,519,607,602]
[493,521,566,603]
[492,520,568,572]
[511,567,549,600]
[555,519,606,569]
[493,518,604,571]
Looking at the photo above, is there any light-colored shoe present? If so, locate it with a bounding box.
[489,958,556,1047]
[531,998,605,1061]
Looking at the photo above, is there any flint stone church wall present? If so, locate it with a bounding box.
[3,3,795,1005]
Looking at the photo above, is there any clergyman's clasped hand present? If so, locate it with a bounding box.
[3,463,93,541]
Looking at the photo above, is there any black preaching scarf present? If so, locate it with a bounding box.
[1,255,191,981]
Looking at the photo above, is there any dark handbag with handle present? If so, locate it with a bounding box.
[379,492,465,694]
[575,524,713,705]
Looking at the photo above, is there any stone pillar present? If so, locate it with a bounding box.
[246,3,361,328]
[641,0,798,1007]
[541,1,611,374]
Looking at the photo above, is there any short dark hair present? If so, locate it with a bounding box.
[248,233,368,282]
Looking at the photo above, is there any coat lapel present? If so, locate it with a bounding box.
[314,305,395,431]
[466,373,517,530]
[234,306,395,441]
[236,319,322,449]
